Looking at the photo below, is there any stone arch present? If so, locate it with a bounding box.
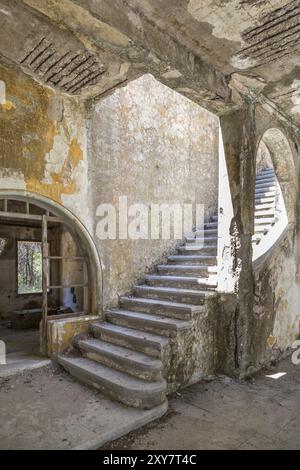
[252,128,297,262]
[258,128,297,224]
[0,189,103,315]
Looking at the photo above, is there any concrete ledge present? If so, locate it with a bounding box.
[47,315,99,357]
[73,400,168,450]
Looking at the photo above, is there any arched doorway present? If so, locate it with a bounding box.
[253,128,296,261]
[0,190,102,370]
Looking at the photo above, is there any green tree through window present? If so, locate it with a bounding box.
[17,241,46,294]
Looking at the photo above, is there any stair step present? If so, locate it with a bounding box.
[257,170,275,178]
[255,190,276,198]
[119,296,204,319]
[255,203,275,211]
[211,215,218,221]
[255,184,276,192]
[256,173,275,180]
[255,217,275,225]
[204,222,218,229]
[145,274,217,290]
[133,285,211,305]
[157,264,216,276]
[180,245,217,255]
[106,308,192,336]
[252,236,262,244]
[175,245,217,265]
[255,226,268,234]
[77,338,163,381]
[255,209,275,218]
[195,228,217,236]
[91,322,168,358]
[255,184,276,193]
[185,236,218,244]
[168,255,217,266]
[255,175,275,183]
[58,355,166,409]
[255,197,275,205]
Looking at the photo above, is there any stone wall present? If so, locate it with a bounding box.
[89,74,219,308]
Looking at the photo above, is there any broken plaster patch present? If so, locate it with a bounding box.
[0,169,26,190]
[291,79,300,115]
[188,0,285,44]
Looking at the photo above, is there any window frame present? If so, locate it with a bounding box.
[16,238,51,297]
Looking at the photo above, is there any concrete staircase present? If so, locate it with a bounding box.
[58,216,218,409]
[253,168,277,246]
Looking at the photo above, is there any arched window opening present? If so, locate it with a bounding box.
[253,129,295,261]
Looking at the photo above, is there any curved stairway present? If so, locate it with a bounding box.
[58,216,218,409]
[253,168,277,246]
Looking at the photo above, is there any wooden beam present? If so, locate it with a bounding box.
[45,256,85,260]
[83,260,89,314]
[48,283,88,289]
[40,215,49,356]
[0,211,60,223]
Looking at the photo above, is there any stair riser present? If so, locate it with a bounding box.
[255,220,274,226]
[133,289,206,306]
[91,325,163,358]
[255,212,275,218]
[195,230,217,237]
[157,266,212,276]
[80,348,162,382]
[106,312,181,337]
[255,205,274,212]
[255,192,276,198]
[255,198,275,205]
[145,278,216,290]
[119,299,192,319]
[255,182,276,189]
[178,246,217,254]
[59,361,166,409]
[257,172,275,178]
[185,238,217,245]
[169,257,217,266]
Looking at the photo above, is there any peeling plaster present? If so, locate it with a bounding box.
[0,168,26,190]
[291,79,300,115]
[188,0,287,44]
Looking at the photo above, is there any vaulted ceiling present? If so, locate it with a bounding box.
[1,0,300,123]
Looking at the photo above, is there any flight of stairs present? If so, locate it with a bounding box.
[253,167,277,246]
[58,215,218,409]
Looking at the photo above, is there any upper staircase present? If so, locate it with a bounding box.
[253,168,277,246]
[58,215,218,409]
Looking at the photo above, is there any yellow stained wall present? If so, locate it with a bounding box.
[0,63,86,204]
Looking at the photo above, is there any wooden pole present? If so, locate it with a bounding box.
[40,215,49,356]
[83,261,89,314]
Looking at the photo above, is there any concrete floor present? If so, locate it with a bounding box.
[102,357,300,450]
[0,320,50,377]
[1,352,300,450]
[0,365,167,450]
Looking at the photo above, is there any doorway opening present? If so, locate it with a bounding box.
[0,195,99,376]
